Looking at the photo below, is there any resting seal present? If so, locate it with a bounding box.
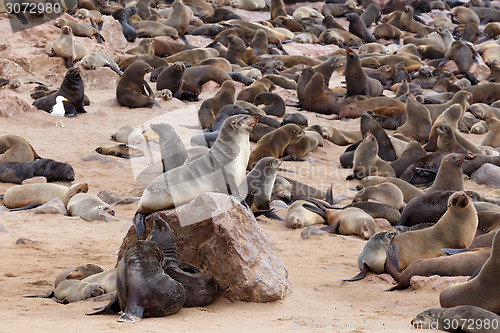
[67,193,115,222]
[0,159,74,184]
[0,135,40,164]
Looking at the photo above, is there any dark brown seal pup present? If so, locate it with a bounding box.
[386,191,478,271]
[237,78,275,102]
[111,7,138,42]
[440,230,500,314]
[116,61,155,108]
[247,124,304,170]
[345,47,383,97]
[254,92,285,117]
[302,72,341,115]
[32,67,85,117]
[0,159,74,184]
[87,239,185,322]
[346,12,376,43]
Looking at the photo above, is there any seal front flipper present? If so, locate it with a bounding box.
[133,211,147,238]
[441,248,470,256]
[16,13,28,25]
[343,263,369,282]
[469,263,484,280]
[104,65,123,76]
[65,57,74,69]
[384,243,402,288]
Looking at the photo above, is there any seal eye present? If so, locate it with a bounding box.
[452,197,458,206]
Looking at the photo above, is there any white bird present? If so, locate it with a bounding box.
[51,95,68,127]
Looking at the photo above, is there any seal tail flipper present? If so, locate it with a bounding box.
[441,248,470,255]
[319,221,340,233]
[302,203,326,220]
[261,209,284,221]
[95,33,105,44]
[97,21,104,31]
[342,263,369,282]
[86,294,121,316]
[464,71,479,85]
[385,243,402,284]
[469,263,484,280]
[179,34,190,45]
[23,291,54,298]
[66,56,74,69]
[325,184,333,205]
[0,194,3,199]
[10,202,43,211]
[133,211,146,238]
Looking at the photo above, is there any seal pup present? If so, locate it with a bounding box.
[116,61,155,108]
[0,158,74,184]
[87,239,185,322]
[345,47,383,97]
[386,191,478,271]
[81,52,122,76]
[439,230,500,314]
[412,306,500,332]
[425,153,465,193]
[150,123,188,172]
[349,131,396,180]
[360,176,423,203]
[133,115,257,237]
[67,193,115,222]
[33,67,86,117]
[50,26,89,68]
[247,124,304,170]
[286,200,326,229]
[481,116,500,148]
[54,280,105,303]
[0,135,40,164]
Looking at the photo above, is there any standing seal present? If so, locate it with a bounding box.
[150,123,188,173]
[349,131,396,180]
[386,191,478,271]
[116,61,155,108]
[439,230,500,314]
[239,157,280,213]
[247,124,304,170]
[425,153,465,193]
[133,115,258,237]
[33,67,86,117]
[345,47,383,97]
[198,80,236,129]
[87,240,185,322]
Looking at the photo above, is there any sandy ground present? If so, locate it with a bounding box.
[0,6,496,333]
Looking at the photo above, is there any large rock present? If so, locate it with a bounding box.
[33,197,67,215]
[471,163,500,189]
[0,90,39,117]
[118,192,290,302]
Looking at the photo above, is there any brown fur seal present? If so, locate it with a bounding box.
[441,40,479,85]
[302,72,341,115]
[133,21,179,39]
[386,191,478,271]
[225,35,247,67]
[155,62,197,100]
[339,97,405,119]
[346,12,376,43]
[53,280,104,303]
[353,183,404,211]
[116,61,155,108]
[0,159,74,184]
[345,47,383,97]
[350,131,396,180]
[388,247,491,290]
[394,95,432,144]
[440,230,500,314]
[67,193,115,222]
[389,141,427,178]
[0,135,40,164]
[412,305,500,332]
[436,125,472,156]
[360,176,423,203]
[81,52,121,75]
[400,6,430,34]
[239,156,280,212]
[55,18,104,43]
[481,116,500,148]
[50,26,89,68]
[250,29,269,54]
[182,65,232,92]
[425,153,465,193]
[87,239,185,322]
[286,200,326,229]
[373,23,404,43]
[133,115,257,237]
[162,0,190,44]
[282,131,321,161]
[304,199,376,240]
[425,103,465,152]
[95,144,145,158]
[126,38,154,55]
[198,80,236,129]
[237,78,275,102]
[3,183,88,209]
[82,268,117,294]
[247,123,304,169]
[313,124,362,146]
[254,92,285,117]
[152,38,193,57]
[54,263,106,288]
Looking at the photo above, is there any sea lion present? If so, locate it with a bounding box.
[440,40,479,85]
[247,124,304,170]
[54,280,105,303]
[353,183,404,211]
[439,230,500,314]
[2,183,89,209]
[345,46,383,97]
[316,125,362,146]
[388,247,491,291]
[81,268,117,294]
[346,13,376,43]
[386,191,478,271]
[75,8,103,30]
[373,23,404,43]
[126,38,154,55]
[32,67,86,117]
[389,141,427,178]
[303,199,376,239]
[452,6,480,26]
[425,153,465,193]
[0,159,74,184]
[182,65,232,93]
[152,38,193,57]
[0,135,40,164]
[398,190,459,227]
[344,230,397,281]
[54,263,106,287]
[116,61,155,108]
[198,80,236,129]
[425,103,466,152]
[360,3,381,27]
[150,123,188,172]
[111,7,138,42]
[162,0,190,43]
[411,305,500,332]
[87,240,185,322]
[50,26,89,68]
[400,6,430,34]
[253,92,285,117]
[349,131,396,180]
[67,193,115,222]
[436,125,472,156]
[224,35,247,67]
[133,115,257,237]
[481,116,500,148]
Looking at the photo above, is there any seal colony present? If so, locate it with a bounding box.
[3,0,500,330]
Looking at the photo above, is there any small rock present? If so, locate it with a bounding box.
[300,226,325,239]
[33,198,67,215]
[0,90,38,117]
[116,197,140,205]
[16,238,42,245]
[97,190,123,204]
[128,187,145,197]
[471,163,500,189]
[410,275,469,291]
[22,176,47,185]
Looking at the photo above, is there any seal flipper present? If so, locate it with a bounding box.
[469,263,484,280]
[142,80,160,108]
[65,56,74,69]
[86,294,121,316]
[10,202,43,211]
[441,248,470,255]
[97,21,104,31]
[303,203,327,220]
[133,211,147,238]
[325,184,334,205]
[16,13,28,25]
[95,33,105,44]
[23,291,54,298]
[343,263,369,282]
[119,300,144,323]
[385,243,402,285]
[179,34,190,45]
[104,64,123,76]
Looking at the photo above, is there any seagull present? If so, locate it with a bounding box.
[51,95,68,127]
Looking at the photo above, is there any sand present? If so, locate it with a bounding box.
[0,6,495,333]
